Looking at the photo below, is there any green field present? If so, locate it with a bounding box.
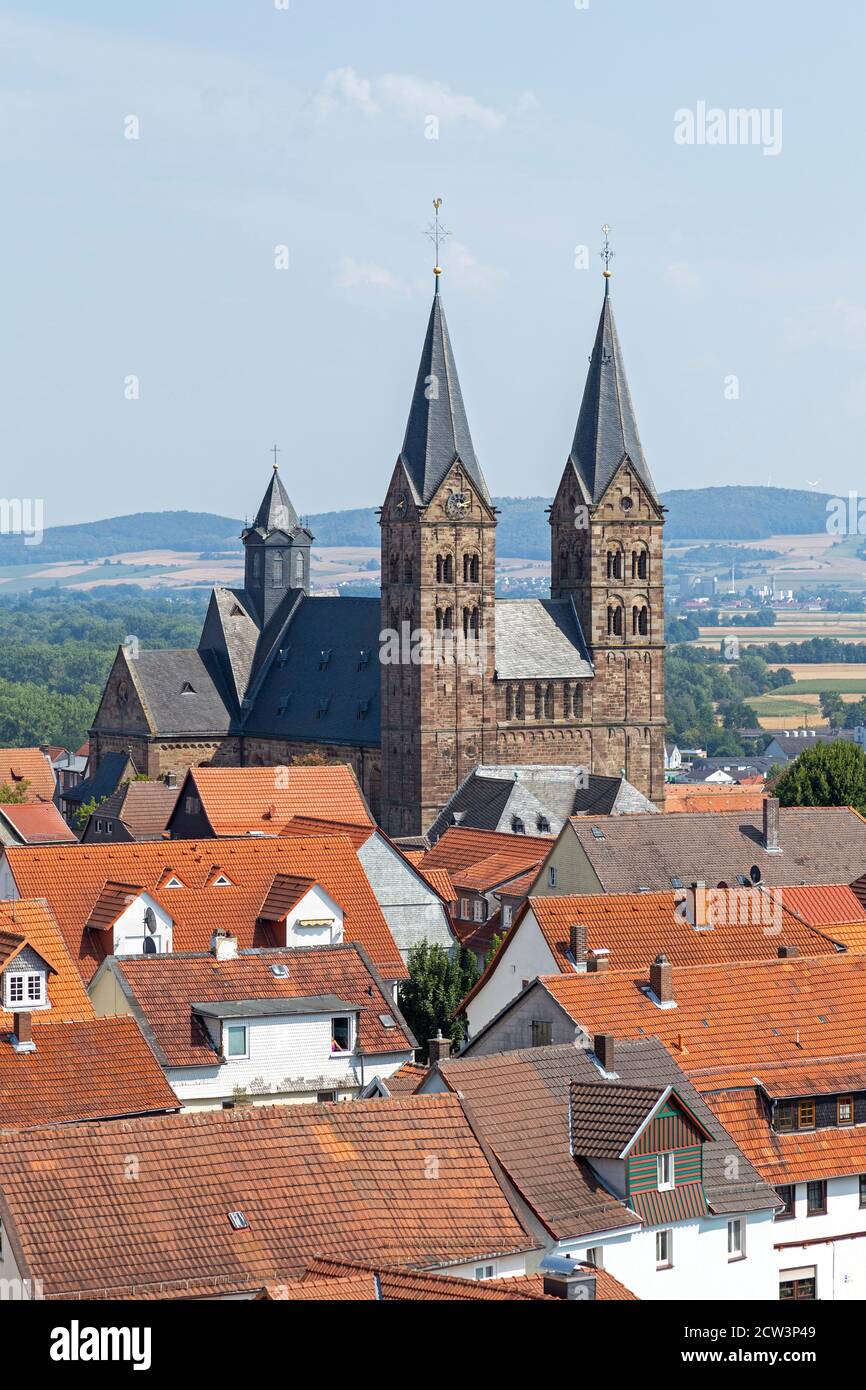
[746,695,819,717]
[772,679,866,694]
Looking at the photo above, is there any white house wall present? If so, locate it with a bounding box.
[465,910,560,1038]
[357,835,454,959]
[772,1174,866,1300]
[112,893,173,957]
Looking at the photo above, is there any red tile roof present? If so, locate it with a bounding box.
[181,765,373,835]
[422,827,552,879]
[0,900,93,1028]
[86,781,179,839]
[418,867,457,904]
[383,1061,428,1095]
[0,1016,178,1128]
[778,884,866,927]
[663,786,766,814]
[103,944,415,1068]
[706,1084,866,1185]
[0,748,56,802]
[0,803,76,844]
[0,1095,535,1297]
[290,1256,556,1300]
[6,834,406,982]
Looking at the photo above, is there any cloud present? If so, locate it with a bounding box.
[314,67,505,132]
[783,297,866,351]
[516,91,539,113]
[663,261,702,296]
[335,258,411,295]
[443,240,506,295]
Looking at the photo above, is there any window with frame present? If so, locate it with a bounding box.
[775,1102,795,1133]
[727,1218,745,1260]
[502,904,512,928]
[223,1023,248,1059]
[317,1090,337,1104]
[775,1184,795,1220]
[806,1180,827,1216]
[530,1020,552,1048]
[548,867,557,887]
[779,1268,816,1301]
[473,899,487,923]
[584,1246,603,1269]
[655,1229,673,1269]
[331,1016,352,1053]
[4,971,46,1010]
[798,1100,816,1130]
[460,898,470,919]
[474,1264,494,1281]
[657,1152,675,1191]
[838,1096,854,1126]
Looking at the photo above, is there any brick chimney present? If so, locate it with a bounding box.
[569,921,587,964]
[428,1030,452,1065]
[778,944,798,958]
[649,953,674,1006]
[586,948,609,973]
[593,1034,615,1073]
[763,796,782,854]
[11,1012,35,1053]
[210,928,238,961]
[692,881,708,929]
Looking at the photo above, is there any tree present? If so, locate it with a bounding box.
[0,778,30,804]
[820,692,845,728]
[398,942,480,1060]
[773,740,866,816]
[485,931,508,969]
[73,795,106,831]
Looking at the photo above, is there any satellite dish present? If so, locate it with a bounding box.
[143,906,157,934]
[749,865,763,885]
[142,936,157,955]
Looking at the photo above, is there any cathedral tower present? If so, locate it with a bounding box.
[379,270,497,836]
[241,464,312,628]
[549,254,665,802]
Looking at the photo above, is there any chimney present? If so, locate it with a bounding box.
[11,1012,35,1053]
[428,1029,452,1065]
[778,944,798,958]
[540,1257,597,1301]
[763,797,782,854]
[593,1033,615,1072]
[452,811,466,826]
[586,948,609,973]
[210,928,238,961]
[649,953,674,1006]
[692,881,707,929]
[163,771,178,789]
[569,922,587,964]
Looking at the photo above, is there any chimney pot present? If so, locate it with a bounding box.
[210,928,238,961]
[763,796,782,854]
[428,1030,452,1065]
[593,1033,615,1072]
[586,948,609,973]
[569,921,587,964]
[649,953,674,1006]
[778,944,798,958]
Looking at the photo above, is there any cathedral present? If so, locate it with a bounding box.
[89,260,665,836]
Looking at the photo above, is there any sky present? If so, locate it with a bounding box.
[1,0,864,528]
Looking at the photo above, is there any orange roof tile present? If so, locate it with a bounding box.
[422,826,552,879]
[105,944,415,1067]
[0,1016,178,1128]
[0,748,56,803]
[0,803,76,844]
[824,923,866,952]
[705,1085,866,1186]
[777,884,866,927]
[418,867,457,904]
[295,1256,556,1300]
[537,954,866,1080]
[0,900,93,1028]
[383,1061,428,1095]
[6,835,406,982]
[182,765,373,835]
[663,786,766,814]
[0,1094,535,1297]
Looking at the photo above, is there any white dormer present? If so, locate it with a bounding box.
[2,945,52,1012]
[113,892,174,958]
[284,884,344,948]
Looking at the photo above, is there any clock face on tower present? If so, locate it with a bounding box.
[445,490,470,519]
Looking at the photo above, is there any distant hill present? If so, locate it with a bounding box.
[0,487,836,567]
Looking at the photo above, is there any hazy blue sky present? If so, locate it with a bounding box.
[2,0,864,526]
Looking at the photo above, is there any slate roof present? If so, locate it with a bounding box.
[569,290,658,506]
[251,466,301,534]
[494,599,593,680]
[0,1016,178,1128]
[200,587,260,713]
[241,595,381,745]
[569,1081,711,1158]
[176,765,373,835]
[0,802,77,844]
[435,1039,776,1239]
[97,943,415,1068]
[61,750,134,809]
[6,834,406,982]
[399,292,491,507]
[130,649,233,737]
[0,1094,537,1297]
[426,765,654,843]
[83,781,179,840]
[558,806,866,891]
[0,900,93,1028]
[0,748,56,802]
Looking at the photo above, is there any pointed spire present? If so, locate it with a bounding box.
[569,288,658,506]
[252,464,300,534]
[399,292,491,506]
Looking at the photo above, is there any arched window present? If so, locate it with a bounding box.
[607,550,622,579]
[562,685,571,719]
[271,558,283,587]
[463,553,480,583]
[389,553,399,583]
[505,685,514,719]
[403,555,413,583]
[443,607,453,630]
[294,551,304,582]
[544,684,554,719]
[515,684,525,718]
[572,684,583,719]
[443,554,454,583]
[534,683,543,719]
[632,550,648,580]
[608,605,623,637]
[638,605,649,637]
[435,606,443,631]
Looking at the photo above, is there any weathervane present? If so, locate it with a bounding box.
[270,444,280,470]
[601,223,614,293]
[426,197,451,292]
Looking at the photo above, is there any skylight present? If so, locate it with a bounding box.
[227,1211,249,1230]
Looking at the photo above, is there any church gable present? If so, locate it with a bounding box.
[199,588,260,714]
[424,464,497,526]
[92,646,155,739]
[594,458,665,524]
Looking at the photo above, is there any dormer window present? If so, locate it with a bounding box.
[163,876,183,890]
[657,1152,675,1191]
[838,1096,854,1126]
[212,875,232,888]
[4,970,47,1010]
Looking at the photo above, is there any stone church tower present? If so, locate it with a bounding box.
[549,273,666,800]
[379,277,498,836]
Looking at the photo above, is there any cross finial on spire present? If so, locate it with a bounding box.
[270,443,280,470]
[601,223,614,295]
[426,197,451,294]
